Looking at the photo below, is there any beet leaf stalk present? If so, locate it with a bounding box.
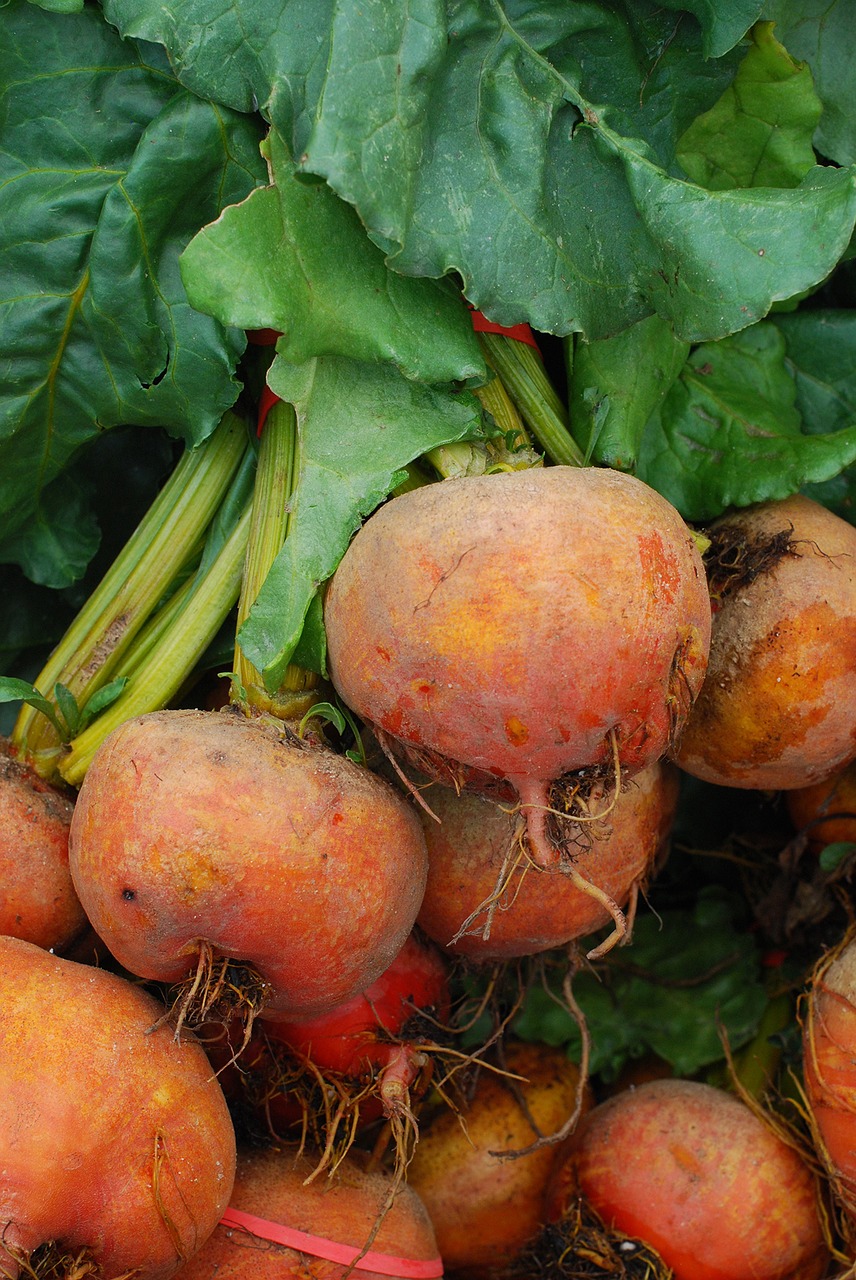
[9,412,252,779]
[58,446,258,787]
[231,396,323,721]
[475,329,584,467]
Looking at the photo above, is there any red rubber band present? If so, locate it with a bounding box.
[257,383,282,436]
[219,1206,444,1277]
[469,307,539,350]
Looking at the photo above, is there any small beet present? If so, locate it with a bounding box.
[415,761,678,960]
[675,494,856,790]
[408,1039,590,1278]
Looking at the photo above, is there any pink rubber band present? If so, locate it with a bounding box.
[219,1206,444,1278]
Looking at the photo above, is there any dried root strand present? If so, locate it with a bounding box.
[488,948,591,1163]
[703,521,796,602]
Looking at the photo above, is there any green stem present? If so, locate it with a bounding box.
[12,412,250,765]
[232,399,321,721]
[477,332,584,467]
[59,502,254,787]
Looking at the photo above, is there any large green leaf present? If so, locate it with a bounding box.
[237,356,484,688]
[677,21,822,189]
[0,1,266,585]
[180,130,486,385]
[763,0,856,167]
[101,0,856,341]
[636,321,856,521]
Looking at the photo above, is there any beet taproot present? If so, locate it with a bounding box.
[324,467,710,871]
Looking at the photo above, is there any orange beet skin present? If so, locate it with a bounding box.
[68,709,429,1017]
[549,1079,826,1280]
[0,935,235,1279]
[326,469,710,798]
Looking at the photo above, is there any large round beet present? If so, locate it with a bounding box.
[68,709,429,1018]
[0,738,87,952]
[674,494,856,790]
[174,1147,442,1280]
[548,1079,826,1280]
[0,935,235,1279]
[324,467,710,869]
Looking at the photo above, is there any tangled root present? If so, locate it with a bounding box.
[148,941,271,1051]
[508,1201,673,1280]
[703,522,796,603]
[0,1237,137,1280]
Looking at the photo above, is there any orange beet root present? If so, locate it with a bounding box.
[787,759,856,856]
[0,738,87,952]
[674,494,856,790]
[174,1147,441,1280]
[325,467,710,871]
[415,761,678,960]
[548,1079,826,1280]
[408,1040,590,1277]
[0,935,235,1280]
[68,708,429,1019]
[803,934,856,1237]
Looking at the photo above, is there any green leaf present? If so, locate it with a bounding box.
[52,683,81,738]
[636,321,856,521]
[0,678,64,739]
[101,0,856,341]
[75,676,129,734]
[513,889,768,1080]
[819,841,856,873]
[677,21,822,190]
[770,308,856,521]
[0,475,100,590]
[763,0,856,167]
[655,0,764,57]
[237,355,484,689]
[180,130,486,385]
[0,1,266,583]
[569,315,690,471]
